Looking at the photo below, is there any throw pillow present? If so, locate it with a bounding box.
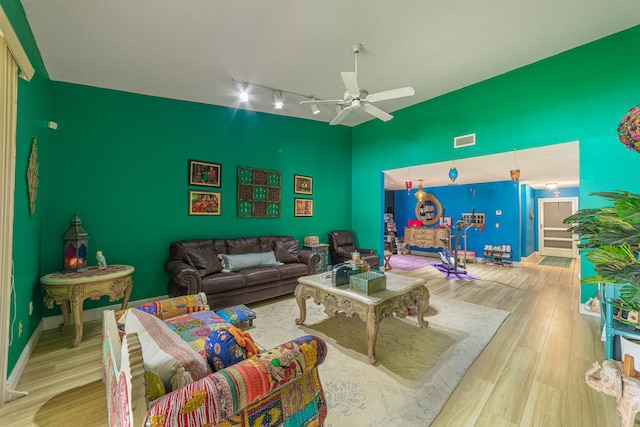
[215,304,256,325]
[218,251,279,272]
[184,246,223,276]
[144,370,166,402]
[205,328,247,371]
[274,240,300,263]
[123,308,212,391]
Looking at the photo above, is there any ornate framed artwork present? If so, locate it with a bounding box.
[189,159,221,187]
[188,190,221,216]
[294,198,313,217]
[294,174,313,195]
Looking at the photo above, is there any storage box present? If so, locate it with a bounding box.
[349,272,386,295]
[304,235,319,246]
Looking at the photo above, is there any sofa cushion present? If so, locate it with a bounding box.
[164,311,232,356]
[277,263,309,280]
[184,245,223,276]
[201,272,246,293]
[274,240,300,263]
[219,251,279,272]
[124,308,212,391]
[243,268,281,287]
[227,237,261,254]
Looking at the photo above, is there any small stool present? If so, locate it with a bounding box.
[384,250,392,271]
[215,304,256,327]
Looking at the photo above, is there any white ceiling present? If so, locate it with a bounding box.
[20,1,640,128]
[17,1,638,189]
[383,141,579,191]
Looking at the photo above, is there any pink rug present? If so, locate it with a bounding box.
[387,255,435,271]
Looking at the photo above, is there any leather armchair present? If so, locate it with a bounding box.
[328,230,380,269]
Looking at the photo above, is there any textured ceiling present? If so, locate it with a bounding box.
[20,0,640,127]
[18,1,639,188]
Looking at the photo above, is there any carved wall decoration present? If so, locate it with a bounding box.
[27,136,38,216]
[237,166,281,218]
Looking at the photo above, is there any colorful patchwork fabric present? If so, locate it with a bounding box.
[145,335,328,427]
[215,304,256,324]
[133,293,208,320]
[164,311,231,357]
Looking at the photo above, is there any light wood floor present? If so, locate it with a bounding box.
[0,254,625,426]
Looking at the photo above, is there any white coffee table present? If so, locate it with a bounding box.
[295,272,429,364]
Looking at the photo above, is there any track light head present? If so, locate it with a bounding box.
[311,103,320,115]
[273,91,283,109]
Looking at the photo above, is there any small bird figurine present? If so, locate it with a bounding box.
[96,251,107,269]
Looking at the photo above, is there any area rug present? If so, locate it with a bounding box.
[249,295,509,426]
[431,263,480,280]
[538,256,573,268]
[388,255,435,271]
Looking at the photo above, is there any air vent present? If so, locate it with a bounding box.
[454,133,476,148]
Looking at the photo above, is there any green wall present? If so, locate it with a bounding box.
[351,25,640,304]
[42,83,353,306]
[3,0,52,378]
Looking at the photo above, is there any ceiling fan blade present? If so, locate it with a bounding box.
[363,103,393,122]
[330,106,353,126]
[300,99,345,105]
[341,71,360,98]
[366,86,415,102]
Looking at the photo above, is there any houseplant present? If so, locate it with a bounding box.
[564,191,640,324]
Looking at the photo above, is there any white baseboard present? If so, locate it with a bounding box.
[7,320,43,391]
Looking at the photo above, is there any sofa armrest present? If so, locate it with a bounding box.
[145,335,328,426]
[165,259,202,295]
[298,250,321,274]
[356,248,376,255]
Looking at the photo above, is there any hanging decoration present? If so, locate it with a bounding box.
[509,149,520,184]
[27,137,39,216]
[405,167,413,194]
[448,166,458,182]
[617,105,640,153]
[415,179,427,202]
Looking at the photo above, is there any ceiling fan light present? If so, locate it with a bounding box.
[273,91,283,109]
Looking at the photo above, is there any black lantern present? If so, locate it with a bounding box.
[62,215,89,272]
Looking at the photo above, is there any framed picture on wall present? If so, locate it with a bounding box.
[189,159,221,187]
[188,190,221,216]
[294,174,313,195]
[294,198,313,217]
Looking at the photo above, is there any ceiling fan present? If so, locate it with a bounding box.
[301,43,415,126]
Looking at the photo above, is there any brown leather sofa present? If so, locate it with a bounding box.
[328,230,380,269]
[165,235,320,310]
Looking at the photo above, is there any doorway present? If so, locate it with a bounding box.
[538,197,578,258]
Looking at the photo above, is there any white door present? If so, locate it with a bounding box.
[538,197,578,258]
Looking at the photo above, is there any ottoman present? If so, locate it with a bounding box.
[215,304,256,327]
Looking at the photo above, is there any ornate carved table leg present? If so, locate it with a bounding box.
[416,287,430,327]
[59,299,70,331]
[71,295,84,347]
[294,285,307,325]
[121,277,133,309]
[366,307,380,364]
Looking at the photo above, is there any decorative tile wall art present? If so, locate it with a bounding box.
[237,166,281,218]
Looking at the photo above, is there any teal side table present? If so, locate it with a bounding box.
[304,243,330,272]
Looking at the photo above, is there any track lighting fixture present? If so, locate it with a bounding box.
[273,91,284,109]
[232,78,321,115]
[239,83,249,103]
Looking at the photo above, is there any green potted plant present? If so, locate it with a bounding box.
[564,191,640,326]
